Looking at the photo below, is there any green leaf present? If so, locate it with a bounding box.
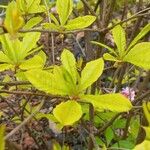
[23,17,43,29]
[0,64,13,72]
[64,16,96,31]
[0,125,5,150]
[0,51,11,63]
[61,49,77,85]
[80,94,132,112]
[42,23,60,31]
[91,41,117,56]
[0,34,22,63]
[56,0,73,25]
[133,140,150,150]
[103,53,118,62]
[50,13,59,26]
[105,128,114,146]
[19,55,44,70]
[25,69,69,95]
[25,0,45,14]
[22,32,41,58]
[4,1,24,35]
[53,66,73,95]
[53,100,82,126]
[124,42,150,69]
[79,58,104,91]
[128,23,150,50]
[112,25,126,57]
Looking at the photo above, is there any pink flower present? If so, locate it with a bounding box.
[121,87,135,101]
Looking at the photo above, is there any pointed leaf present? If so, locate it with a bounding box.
[103,53,118,61]
[80,94,132,112]
[91,41,117,56]
[61,49,77,85]
[25,69,69,95]
[53,100,82,126]
[23,17,43,29]
[112,25,126,57]
[19,55,44,70]
[4,1,24,35]
[0,64,13,72]
[56,0,73,25]
[64,16,96,31]
[22,32,41,57]
[79,58,104,91]
[24,0,45,14]
[0,51,11,63]
[124,42,150,69]
[128,23,150,50]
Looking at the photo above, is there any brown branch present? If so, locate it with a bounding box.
[0,81,30,86]
[0,90,68,99]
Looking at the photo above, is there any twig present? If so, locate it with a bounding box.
[0,90,68,99]
[0,81,30,86]
[5,99,45,140]
[96,113,121,135]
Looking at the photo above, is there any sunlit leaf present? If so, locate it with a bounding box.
[133,140,150,150]
[64,16,96,30]
[79,58,104,91]
[23,17,43,29]
[112,25,126,57]
[128,23,150,50]
[25,69,70,95]
[4,1,24,35]
[91,41,117,56]
[61,49,77,85]
[80,94,132,112]
[124,42,150,69]
[56,0,73,25]
[53,100,82,126]
[0,64,13,72]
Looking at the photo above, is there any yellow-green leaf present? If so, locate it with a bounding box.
[133,140,150,150]
[91,41,117,56]
[0,64,13,72]
[103,53,118,62]
[61,49,77,85]
[124,42,150,69]
[0,51,11,63]
[4,1,24,35]
[53,100,82,126]
[79,58,104,91]
[19,55,44,70]
[21,32,41,58]
[25,69,69,95]
[143,127,150,140]
[64,16,96,31]
[80,94,132,112]
[128,23,150,50]
[56,0,73,25]
[23,17,43,29]
[112,25,126,57]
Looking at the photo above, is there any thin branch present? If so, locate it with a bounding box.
[18,11,150,35]
[0,81,30,86]
[5,99,45,140]
[0,90,68,99]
